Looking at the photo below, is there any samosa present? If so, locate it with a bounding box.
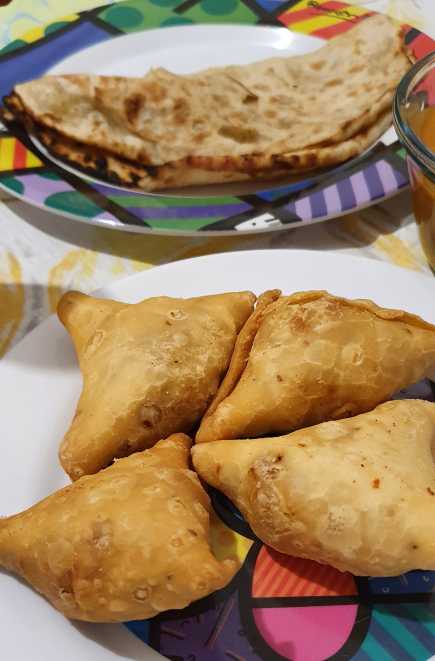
[197,290,435,442]
[193,400,435,576]
[0,435,237,622]
[58,289,254,479]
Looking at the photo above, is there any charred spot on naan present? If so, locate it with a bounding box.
[124,94,143,123]
[146,82,167,104]
[34,123,158,187]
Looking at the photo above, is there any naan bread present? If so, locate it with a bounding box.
[2,98,257,189]
[58,289,254,480]
[6,102,390,191]
[193,400,435,576]
[0,434,237,622]
[3,15,410,190]
[196,290,435,442]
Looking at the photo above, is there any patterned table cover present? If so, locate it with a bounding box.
[1,4,435,660]
[0,0,434,355]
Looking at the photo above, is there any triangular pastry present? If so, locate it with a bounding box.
[197,290,435,442]
[58,289,254,479]
[0,435,237,622]
[193,400,435,576]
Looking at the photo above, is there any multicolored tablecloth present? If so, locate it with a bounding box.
[0,0,433,356]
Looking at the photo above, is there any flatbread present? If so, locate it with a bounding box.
[3,14,410,190]
[2,96,392,191]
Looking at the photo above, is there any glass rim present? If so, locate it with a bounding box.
[393,50,435,178]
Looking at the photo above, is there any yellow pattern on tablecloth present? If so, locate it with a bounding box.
[0,0,433,357]
[0,253,24,356]
[47,248,99,312]
[386,0,425,29]
[0,2,112,48]
[340,214,425,271]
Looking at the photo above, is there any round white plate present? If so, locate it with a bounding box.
[49,24,322,76]
[1,7,419,235]
[1,249,434,659]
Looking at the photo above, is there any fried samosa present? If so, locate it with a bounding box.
[58,290,254,480]
[0,434,237,622]
[193,400,435,576]
[196,290,435,443]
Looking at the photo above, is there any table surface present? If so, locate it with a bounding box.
[0,0,433,356]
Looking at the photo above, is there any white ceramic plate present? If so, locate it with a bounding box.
[1,13,414,235]
[49,24,321,76]
[1,249,434,660]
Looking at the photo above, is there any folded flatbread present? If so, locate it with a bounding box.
[2,14,410,191]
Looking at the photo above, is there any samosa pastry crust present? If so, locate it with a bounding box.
[193,401,435,576]
[0,435,237,622]
[58,289,254,480]
[197,290,435,442]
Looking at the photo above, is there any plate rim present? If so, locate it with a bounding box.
[0,0,431,235]
[49,22,324,76]
[5,249,435,361]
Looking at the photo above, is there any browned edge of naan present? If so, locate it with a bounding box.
[183,110,393,173]
[1,92,288,190]
[1,91,393,192]
[1,94,162,189]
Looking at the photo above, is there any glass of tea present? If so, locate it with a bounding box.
[393,51,435,271]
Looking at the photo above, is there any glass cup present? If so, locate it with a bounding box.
[393,52,435,271]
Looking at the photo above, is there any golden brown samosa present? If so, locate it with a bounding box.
[196,290,435,443]
[58,289,254,480]
[193,400,435,576]
[0,434,237,622]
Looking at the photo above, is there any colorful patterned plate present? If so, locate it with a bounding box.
[0,0,434,235]
[0,249,434,660]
